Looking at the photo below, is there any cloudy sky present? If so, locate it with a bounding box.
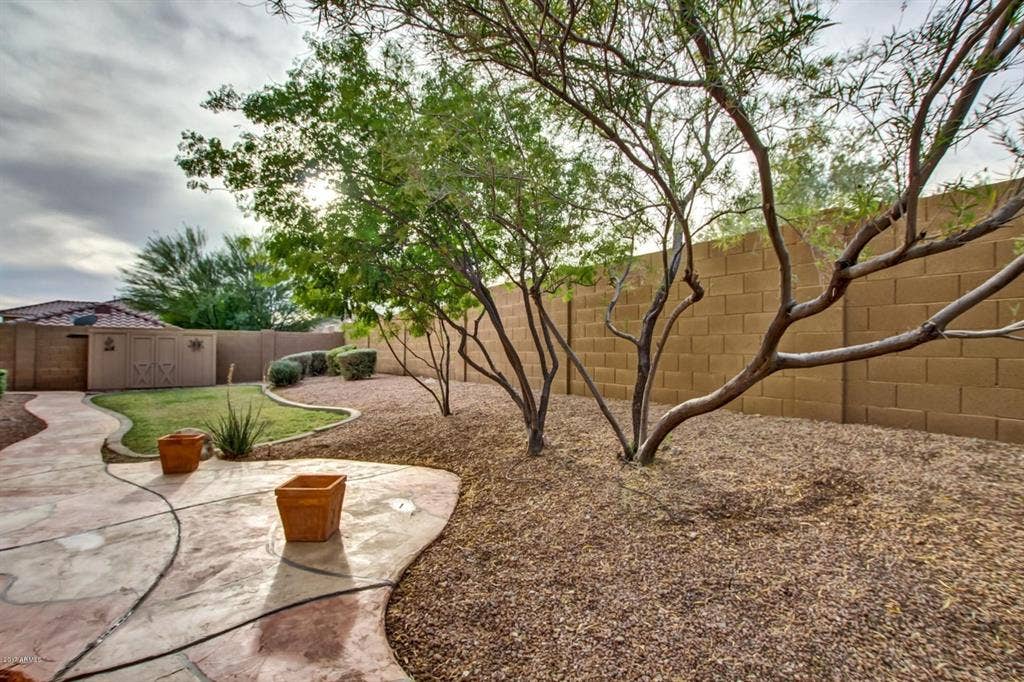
[0,0,314,309]
[0,1,1015,310]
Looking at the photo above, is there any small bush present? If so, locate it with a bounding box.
[326,344,359,375]
[309,350,329,376]
[333,348,377,380]
[268,359,302,387]
[206,397,268,458]
[280,352,312,376]
[0,368,6,398]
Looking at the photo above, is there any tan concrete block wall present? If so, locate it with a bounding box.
[215,331,263,383]
[364,329,406,375]
[217,330,345,382]
[0,325,15,387]
[843,185,1024,443]
[460,289,570,396]
[355,183,1024,445]
[274,331,346,358]
[33,327,89,390]
[3,325,344,390]
[401,329,451,379]
[0,325,91,391]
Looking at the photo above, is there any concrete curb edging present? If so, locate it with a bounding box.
[260,383,361,420]
[84,394,158,460]
[84,385,360,459]
[257,383,361,448]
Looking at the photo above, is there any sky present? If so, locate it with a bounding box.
[0,0,313,309]
[0,1,1016,310]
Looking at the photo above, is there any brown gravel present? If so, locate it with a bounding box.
[0,394,44,452]
[258,374,1022,680]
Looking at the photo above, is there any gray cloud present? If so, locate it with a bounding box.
[0,1,1015,310]
[0,0,312,308]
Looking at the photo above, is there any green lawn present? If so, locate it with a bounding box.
[93,385,346,454]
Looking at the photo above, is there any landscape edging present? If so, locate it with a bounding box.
[84,394,157,460]
[83,384,360,459]
[256,383,361,447]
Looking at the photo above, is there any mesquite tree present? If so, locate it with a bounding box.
[178,36,636,454]
[276,0,1024,464]
[363,314,456,417]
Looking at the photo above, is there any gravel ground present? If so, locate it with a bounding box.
[261,375,1022,680]
[0,394,44,452]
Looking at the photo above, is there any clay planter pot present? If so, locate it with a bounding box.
[157,433,205,474]
[275,474,347,542]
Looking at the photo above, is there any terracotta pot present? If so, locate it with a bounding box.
[275,474,347,542]
[157,433,204,474]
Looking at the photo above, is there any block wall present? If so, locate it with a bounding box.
[0,325,15,388]
[841,190,1024,442]
[365,183,1024,444]
[0,326,345,389]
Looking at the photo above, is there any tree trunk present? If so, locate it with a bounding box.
[526,424,545,456]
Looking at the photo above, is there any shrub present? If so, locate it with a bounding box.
[0,368,6,398]
[326,344,359,375]
[206,396,268,458]
[333,348,377,380]
[309,350,329,376]
[267,359,302,387]
[280,351,312,376]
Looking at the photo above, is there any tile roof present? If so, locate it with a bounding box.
[0,300,96,319]
[0,299,172,329]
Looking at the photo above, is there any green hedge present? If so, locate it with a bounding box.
[332,348,377,380]
[280,351,311,376]
[278,350,331,378]
[267,359,302,387]
[326,345,359,376]
[309,350,329,376]
[0,368,6,398]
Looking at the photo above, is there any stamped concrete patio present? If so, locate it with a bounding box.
[0,392,460,681]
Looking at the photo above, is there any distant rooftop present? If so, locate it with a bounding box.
[0,299,172,329]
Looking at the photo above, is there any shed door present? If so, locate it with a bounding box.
[155,336,178,387]
[130,336,155,388]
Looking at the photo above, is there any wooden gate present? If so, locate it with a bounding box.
[88,329,216,391]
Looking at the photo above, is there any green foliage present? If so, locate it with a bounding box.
[120,225,316,331]
[931,180,1000,236]
[332,348,377,380]
[279,352,312,376]
[326,345,359,375]
[309,350,329,376]
[279,350,330,376]
[206,393,269,458]
[91,386,341,454]
[178,34,637,341]
[716,125,897,259]
[267,359,302,387]
[0,368,6,398]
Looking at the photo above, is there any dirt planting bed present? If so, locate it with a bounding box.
[260,374,1022,680]
[0,394,45,452]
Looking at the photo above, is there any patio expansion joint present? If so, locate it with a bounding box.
[0,461,99,484]
[0,464,419,554]
[178,652,214,682]
[61,582,394,681]
[51,464,184,682]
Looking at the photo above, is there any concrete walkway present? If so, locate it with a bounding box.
[0,392,460,681]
